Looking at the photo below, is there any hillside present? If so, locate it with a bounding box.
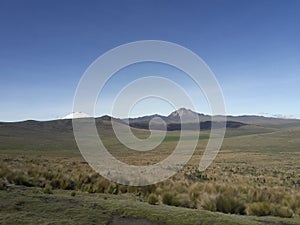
[126,108,300,129]
[1,108,299,153]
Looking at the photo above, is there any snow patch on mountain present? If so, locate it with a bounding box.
[62,112,92,119]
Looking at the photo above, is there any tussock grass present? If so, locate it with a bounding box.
[1,150,300,219]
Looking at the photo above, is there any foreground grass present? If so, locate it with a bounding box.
[1,152,300,218]
[1,186,300,225]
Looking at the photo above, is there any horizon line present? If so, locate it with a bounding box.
[2,109,299,123]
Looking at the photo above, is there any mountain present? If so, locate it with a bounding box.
[1,109,300,152]
[167,108,210,122]
[0,109,299,140]
[126,108,245,130]
[127,108,210,124]
[128,114,168,123]
[117,108,300,131]
[126,108,300,129]
[168,108,198,120]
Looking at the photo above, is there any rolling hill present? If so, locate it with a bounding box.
[0,108,299,153]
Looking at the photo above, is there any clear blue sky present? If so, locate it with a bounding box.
[0,0,299,121]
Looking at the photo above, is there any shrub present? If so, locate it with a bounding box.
[107,184,118,194]
[174,185,187,194]
[162,193,173,205]
[177,193,195,208]
[0,180,6,190]
[148,194,158,205]
[43,185,53,194]
[61,178,76,190]
[202,196,217,212]
[216,194,246,214]
[118,185,128,194]
[203,183,218,195]
[248,189,272,203]
[247,202,293,218]
[139,185,156,196]
[82,184,94,193]
[50,179,61,189]
[162,193,180,207]
[296,208,300,216]
[90,178,111,193]
[188,183,202,202]
[246,202,272,216]
[273,206,293,218]
[12,174,33,187]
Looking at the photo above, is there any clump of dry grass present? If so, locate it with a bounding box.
[246,202,293,218]
[147,193,159,205]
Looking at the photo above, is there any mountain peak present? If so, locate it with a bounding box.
[168,108,196,116]
[168,108,200,122]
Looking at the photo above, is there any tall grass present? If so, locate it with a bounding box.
[0,155,299,218]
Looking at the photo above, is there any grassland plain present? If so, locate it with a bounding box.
[0,118,300,224]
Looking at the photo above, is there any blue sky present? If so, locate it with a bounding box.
[0,0,299,121]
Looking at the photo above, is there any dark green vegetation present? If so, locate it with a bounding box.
[1,112,300,224]
[128,120,246,131]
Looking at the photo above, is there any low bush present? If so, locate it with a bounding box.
[188,183,202,202]
[43,184,53,194]
[148,193,159,205]
[162,193,180,206]
[273,206,293,218]
[201,195,217,212]
[246,202,272,216]
[247,202,293,218]
[216,194,246,214]
[107,183,118,195]
[0,179,7,190]
[176,193,195,208]
[10,174,33,187]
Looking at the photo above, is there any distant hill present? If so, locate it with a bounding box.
[0,109,299,152]
[122,108,243,130]
[126,108,300,130]
[128,120,246,131]
[127,108,210,124]
[0,108,299,144]
[225,115,300,128]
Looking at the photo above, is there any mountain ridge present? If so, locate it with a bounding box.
[1,108,300,128]
[124,108,300,127]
